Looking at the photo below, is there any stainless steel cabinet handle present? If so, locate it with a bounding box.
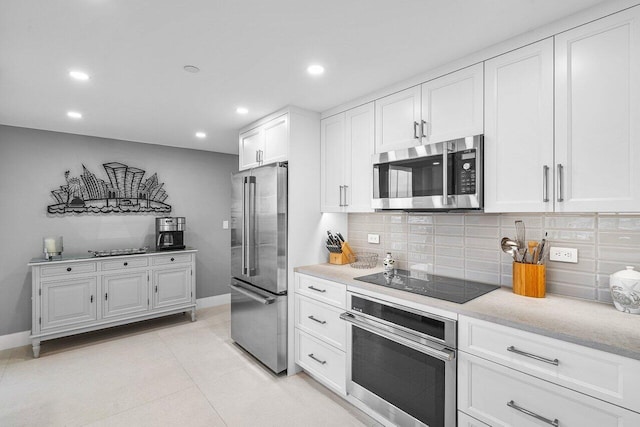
[339,185,344,207]
[105,293,108,300]
[255,150,259,163]
[542,165,549,202]
[343,185,349,207]
[507,346,559,365]
[229,283,275,305]
[90,295,93,303]
[308,315,327,325]
[413,121,419,139]
[308,353,327,365]
[507,400,559,426]
[556,164,564,202]
[308,285,326,293]
[420,120,428,138]
[123,262,128,266]
[67,267,72,272]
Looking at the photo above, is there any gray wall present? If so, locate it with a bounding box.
[0,125,238,335]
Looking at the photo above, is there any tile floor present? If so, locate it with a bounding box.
[0,305,380,426]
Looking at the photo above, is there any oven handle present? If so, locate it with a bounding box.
[340,312,455,362]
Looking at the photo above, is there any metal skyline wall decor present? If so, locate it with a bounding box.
[47,162,172,214]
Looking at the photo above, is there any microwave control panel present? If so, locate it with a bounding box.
[455,150,476,194]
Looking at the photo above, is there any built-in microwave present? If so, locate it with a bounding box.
[372,135,483,210]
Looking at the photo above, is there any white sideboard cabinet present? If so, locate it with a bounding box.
[29,249,197,358]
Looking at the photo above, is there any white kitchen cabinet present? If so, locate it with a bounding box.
[239,113,288,170]
[29,250,197,358]
[459,351,640,427]
[152,266,192,309]
[102,271,149,319]
[321,102,374,212]
[458,315,640,424]
[421,62,483,144]
[554,6,640,212]
[374,64,483,153]
[484,38,555,213]
[458,411,490,427]
[41,276,98,331]
[294,273,347,395]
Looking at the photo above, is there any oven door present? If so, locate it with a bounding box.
[341,311,456,427]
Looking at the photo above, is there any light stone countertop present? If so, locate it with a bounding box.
[28,248,198,266]
[295,263,640,361]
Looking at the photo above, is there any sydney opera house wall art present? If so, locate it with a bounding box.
[47,162,173,215]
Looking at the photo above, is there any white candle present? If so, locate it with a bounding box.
[44,238,57,253]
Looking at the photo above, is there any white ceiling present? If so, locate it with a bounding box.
[0,0,606,155]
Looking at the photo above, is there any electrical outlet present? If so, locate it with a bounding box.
[367,234,380,244]
[222,220,229,229]
[549,247,578,263]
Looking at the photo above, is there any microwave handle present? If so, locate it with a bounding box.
[442,144,450,205]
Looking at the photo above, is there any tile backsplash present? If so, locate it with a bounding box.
[347,212,640,304]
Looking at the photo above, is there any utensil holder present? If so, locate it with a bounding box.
[512,262,546,298]
[328,242,356,265]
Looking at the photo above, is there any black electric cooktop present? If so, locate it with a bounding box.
[354,269,499,304]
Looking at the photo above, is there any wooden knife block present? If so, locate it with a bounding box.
[512,262,546,298]
[329,242,355,265]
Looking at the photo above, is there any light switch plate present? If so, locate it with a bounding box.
[367,234,380,244]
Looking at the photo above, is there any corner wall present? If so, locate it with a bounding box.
[0,125,238,335]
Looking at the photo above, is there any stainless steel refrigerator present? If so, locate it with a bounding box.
[229,162,287,373]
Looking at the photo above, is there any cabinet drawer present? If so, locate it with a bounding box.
[40,262,97,277]
[294,294,346,351]
[100,257,148,271]
[459,352,640,427]
[151,253,192,266]
[295,329,346,395]
[459,315,640,413]
[295,274,346,309]
[458,411,490,427]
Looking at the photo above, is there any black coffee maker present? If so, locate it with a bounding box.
[155,217,186,250]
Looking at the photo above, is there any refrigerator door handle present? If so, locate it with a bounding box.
[229,283,275,305]
[242,177,248,276]
[247,175,257,276]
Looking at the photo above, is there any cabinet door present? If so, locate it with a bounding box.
[239,127,262,170]
[422,63,484,144]
[555,6,640,212]
[103,271,149,319]
[484,39,554,213]
[41,277,98,330]
[262,113,288,164]
[345,102,375,212]
[320,113,346,212]
[374,86,422,153]
[152,266,192,309]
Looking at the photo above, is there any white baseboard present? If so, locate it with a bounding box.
[0,330,31,352]
[196,293,230,309]
[0,295,230,352]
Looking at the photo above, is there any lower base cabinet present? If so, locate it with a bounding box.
[458,351,640,427]
[295,329,346,394]
[458,411,490,427]
[30,250,197,358]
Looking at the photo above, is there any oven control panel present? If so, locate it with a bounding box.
[455,149,476,195]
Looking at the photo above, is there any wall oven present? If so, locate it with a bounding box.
[372,135,483,210]
[340,292,457,427]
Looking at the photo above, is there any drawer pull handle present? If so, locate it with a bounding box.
[308,285,326,293]
[171,257,175,262]
[124,262,128,266]
[66,267,72,272]
[507,400,558,427]
[308,315,327,325]
[507,346,559,366]
[308,353,327,365]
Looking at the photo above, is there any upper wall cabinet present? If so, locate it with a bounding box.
[239,113,288,170]
[554,5,640,212]
[321,103,375,213]
[484,39,554,213]
[374,63,483,153]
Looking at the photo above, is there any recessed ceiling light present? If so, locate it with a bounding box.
[67,111,82,119]
[236,107,249,114]
[69,70,90,81]
[183,65,200,73]
[195,132,206,139]
[307,64,325,75]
